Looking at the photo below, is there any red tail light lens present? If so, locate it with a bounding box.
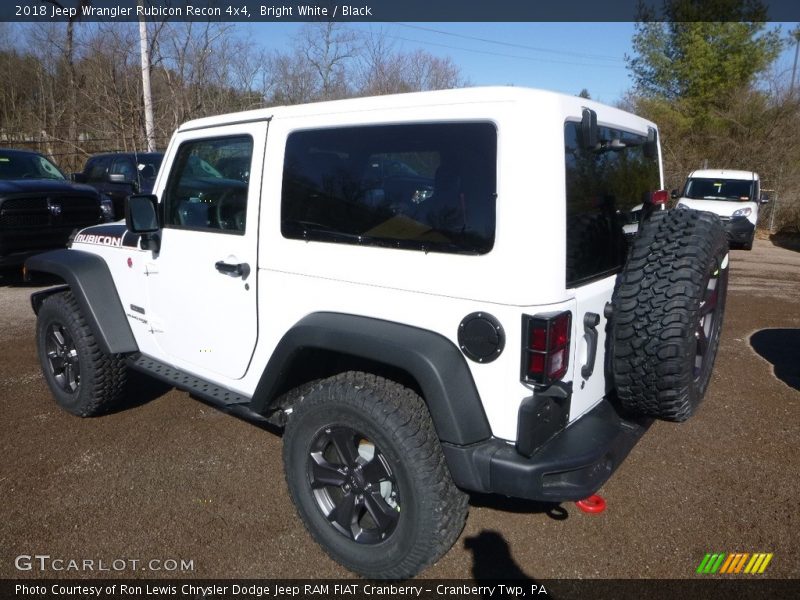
[651,189,669,205]
[521,311,572,385]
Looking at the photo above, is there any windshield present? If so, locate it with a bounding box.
[685,178,753,201]
[0,152,65,180]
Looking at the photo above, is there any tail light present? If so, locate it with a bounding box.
[521,311,572,385]
[650,189,669,205]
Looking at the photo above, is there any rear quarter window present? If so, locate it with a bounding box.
[280,122,497,255]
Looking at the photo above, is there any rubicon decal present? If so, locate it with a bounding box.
[72,224,141,249]
[73,233,123,247]
[696,552,773,574]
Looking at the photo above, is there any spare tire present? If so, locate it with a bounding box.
[611,209,729,422]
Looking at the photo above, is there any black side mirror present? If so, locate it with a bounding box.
[580,108,598,149]
[671,189,679,199]
[125,194,160,252]
[760,192,770,204]
[71,172,86,183]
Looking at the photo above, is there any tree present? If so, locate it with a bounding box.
[623,1,800,232]
[627,0,782,122]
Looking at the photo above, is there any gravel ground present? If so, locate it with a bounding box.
[1,238,798,581]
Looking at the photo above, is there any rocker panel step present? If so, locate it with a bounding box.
[127,354,251,406]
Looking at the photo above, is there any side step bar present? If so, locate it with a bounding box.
[127,354,251,406]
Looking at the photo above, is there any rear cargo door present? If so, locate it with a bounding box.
[563,118,661,420]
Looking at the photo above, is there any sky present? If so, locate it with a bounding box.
[237,21,800,105]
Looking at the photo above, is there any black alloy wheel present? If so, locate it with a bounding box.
[694,258,728,381]
[44,322,81,393]
[308,425,400,544]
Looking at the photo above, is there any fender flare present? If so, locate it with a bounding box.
[26,249,138,355]
[250,312,491,446]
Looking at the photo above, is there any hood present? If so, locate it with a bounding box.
[0,178,100,196]
[677,197,756,217]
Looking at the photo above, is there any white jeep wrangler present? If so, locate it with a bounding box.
[26,87,729,579]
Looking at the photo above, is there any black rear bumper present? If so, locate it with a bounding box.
[442,397,652,502]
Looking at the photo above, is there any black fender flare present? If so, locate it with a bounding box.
[250,312,492,446]
[26,249,138,355]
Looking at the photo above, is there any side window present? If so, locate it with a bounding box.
[565,121,660,287]
[87,157,111,182]
[162,136,253,234]
[110,158,136,181]
[281,123,497,255]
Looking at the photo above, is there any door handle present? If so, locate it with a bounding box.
[581,312,600,379]
[215,261,250,279]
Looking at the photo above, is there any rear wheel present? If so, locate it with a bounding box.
[612,209,729,421]
[36,291,127,416]
[282,371,468,579]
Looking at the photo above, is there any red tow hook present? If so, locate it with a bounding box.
[575,494,607,514]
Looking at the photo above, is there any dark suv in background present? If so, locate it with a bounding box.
[0,149,110,271]
[73,152,163,220]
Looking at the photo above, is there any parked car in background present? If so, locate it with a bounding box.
[0,149,111,271]
[73,152,163,220]
[674,169,766,250]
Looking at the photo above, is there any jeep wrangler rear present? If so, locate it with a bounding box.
[26,87,728,579]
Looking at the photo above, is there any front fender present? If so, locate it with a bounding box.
[26,249,138,355]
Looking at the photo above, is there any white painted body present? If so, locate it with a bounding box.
[71,87,661,442]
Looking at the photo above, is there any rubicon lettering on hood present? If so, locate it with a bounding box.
[73,233,122,247]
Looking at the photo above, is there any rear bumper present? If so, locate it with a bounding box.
[723,217,754,244]
[443,396,652,502]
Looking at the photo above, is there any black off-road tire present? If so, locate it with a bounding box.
[282,371,468,579]
[612,209,729,422]
[36,291,127,416]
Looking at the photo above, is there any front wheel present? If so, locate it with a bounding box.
[282,372,468,579]
[36,291,127,416]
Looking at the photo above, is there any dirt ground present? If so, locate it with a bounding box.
[1,238,798,581]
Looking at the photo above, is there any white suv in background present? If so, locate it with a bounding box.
[675,169,764,250]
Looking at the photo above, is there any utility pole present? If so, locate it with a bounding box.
[138,0,156,152]
[791,26,800,96]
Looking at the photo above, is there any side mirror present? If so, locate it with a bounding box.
[580,108,598,149]
[125,194,160,252]
[760,192,770,204]
[108,173,136,187]
[671,189,679,199]
[71,172,86,183]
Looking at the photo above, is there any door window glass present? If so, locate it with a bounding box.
[163,136,253,234]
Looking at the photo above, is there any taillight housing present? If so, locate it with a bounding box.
[650,189,669,205]
[521,311,572,385]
